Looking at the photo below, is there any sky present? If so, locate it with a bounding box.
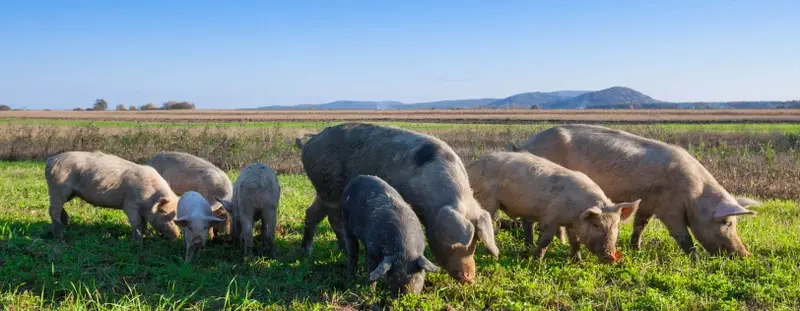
[1,0,799,110]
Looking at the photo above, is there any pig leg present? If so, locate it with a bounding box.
[239,216,255,258]
[261,204,278,258]
[630,211,654,251]
[534,224,558,261]
[47,188,71,239]
[660,214,696,255]
[326,206,347,253]
[521,219,535,247]
[566,227,582,261]
[558,226,568,245]
[300,196,326,255]
[123,203,146,244]
[344,232,359,283]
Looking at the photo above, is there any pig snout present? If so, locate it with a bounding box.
[445,257,476,284]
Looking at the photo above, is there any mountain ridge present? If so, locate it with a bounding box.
[255,87,799,110]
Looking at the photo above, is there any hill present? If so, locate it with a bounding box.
[485,91,587,109]
[546,86,663,109]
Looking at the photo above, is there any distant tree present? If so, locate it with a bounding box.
[93,98,108,111]
[161,101,196,110]
[140,103,157,110]
[530,104,542,110]
[129,105,138,111]
[0,105,10,111]
[115,104,127,111]
[73,107,84,111]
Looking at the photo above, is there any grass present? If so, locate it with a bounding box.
[1,161,799,310]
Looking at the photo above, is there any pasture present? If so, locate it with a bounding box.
[1,116,799,310]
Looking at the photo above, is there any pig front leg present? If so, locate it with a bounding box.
[566,227,582,262]
[534,224,558,261]
[123,203,146,244]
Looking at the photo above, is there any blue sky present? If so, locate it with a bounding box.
[1,0,798,110]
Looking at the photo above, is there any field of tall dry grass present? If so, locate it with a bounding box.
[1,121,798,200]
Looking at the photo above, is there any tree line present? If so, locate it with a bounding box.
[71,99,196,111]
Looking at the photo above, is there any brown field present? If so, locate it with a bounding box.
[3,108,800,123]
[1,123,798,200]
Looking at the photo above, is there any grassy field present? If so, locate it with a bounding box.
[1,119,799,310]
[1,161,799,310]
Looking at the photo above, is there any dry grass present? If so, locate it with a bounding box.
[0,122,798,200]
[3,109,800,123]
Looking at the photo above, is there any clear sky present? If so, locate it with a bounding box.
[1,0,799,110]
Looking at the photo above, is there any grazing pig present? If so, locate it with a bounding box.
[466,151,640,263]
[341,175,440,295]
[214,162,280,258]
[44,151,180,242]
[296,122,499,284]
[511,124,760,256]
[146,151,233,239]
[175,191,225,262]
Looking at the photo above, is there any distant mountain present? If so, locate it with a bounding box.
[546,86,663,109]
[254,87,798,110]
[398,98,499,110]
[259,100,405,110]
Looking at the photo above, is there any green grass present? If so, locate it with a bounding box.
[4,118,800,133]
[1,161,799,310]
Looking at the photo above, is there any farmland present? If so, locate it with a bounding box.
[1,113,799,310]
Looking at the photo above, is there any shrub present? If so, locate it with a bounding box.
[161,101,196,110]
[116,104,127,111]
[0,105,10,111]
[93,99,108,111]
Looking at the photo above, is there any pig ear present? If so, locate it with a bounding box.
[614,199,641,221]
[369,255,395,282]
[214,196,234,213]
[211,206,228,220]
[735,197,762,208]
[415,256,440,273]
[714,203,757,222]
[475,210,500,257]
[155,198,171,211]
[435,206,474,251]
[174,216,189,228]
[580,207,603,221]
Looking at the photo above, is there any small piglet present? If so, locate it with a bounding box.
[215,162,281,258]
[341,175,440,295]
[175,191,225,262]
[466,151,641,263]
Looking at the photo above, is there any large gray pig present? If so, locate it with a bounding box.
[511,124,760,256]
[45,151,181,242]
[466,151,640,263]
[296,123,499,284]
[146,151,233,239]
[215,162,281,258]
[341,175,440,295]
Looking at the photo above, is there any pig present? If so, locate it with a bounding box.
[341,175,440,295]
[175,191,225,262]
[146,151,233,239]
[214,162,281,258]
[466,151,640,263]
[44,151,180,242]
[510,124,760,257]
[295,122,499,284]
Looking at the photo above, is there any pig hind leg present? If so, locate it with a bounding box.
[534,223,559,261]
[300,195,327,255]
[343,230,359,282]
[47,186,75,239]
[260,203,278,258]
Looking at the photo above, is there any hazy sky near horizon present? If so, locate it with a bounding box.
[1,0,799,110]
